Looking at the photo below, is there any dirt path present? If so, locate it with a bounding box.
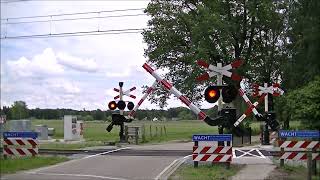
[231,164,276,180]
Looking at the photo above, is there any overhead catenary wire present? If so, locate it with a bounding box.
[1,13,147,25]
[1,8,145,21]
[0,28,147,40]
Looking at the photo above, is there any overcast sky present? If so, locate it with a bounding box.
[0,0,212,110]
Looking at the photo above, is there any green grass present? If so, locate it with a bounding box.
[169,164,241,180]
[29,120,219,149]
[0,156,68,174]
[21,119,303,149]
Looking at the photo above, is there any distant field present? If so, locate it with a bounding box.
[2,119,301,149]
[31,119,219,145]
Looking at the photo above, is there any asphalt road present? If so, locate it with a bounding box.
[1,142,277,180]
[1,142,193,180]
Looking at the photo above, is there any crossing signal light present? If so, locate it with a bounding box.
[127,101,134,110]
[204,85,238,103]
[222,85,238,103]
[204,86,220,103]
[108,101,117,110]
[117,100,126,110]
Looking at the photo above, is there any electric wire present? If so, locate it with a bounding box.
[1,13,147,25]
[0,28,147,39]
[1,8,145,21]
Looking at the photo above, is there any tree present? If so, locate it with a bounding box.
[10,101,29,119]
[143,0,287,108]
[281,0,320,90]
[283,76,320,129]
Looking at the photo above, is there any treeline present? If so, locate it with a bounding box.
[0,101,218,121]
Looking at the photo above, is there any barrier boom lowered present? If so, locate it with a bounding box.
[128,80,158,118]
[142,63,217,125]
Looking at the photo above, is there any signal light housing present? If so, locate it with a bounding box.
[108,101,117,110]
[117,100,126,110]
[127,101,134,110]
[204,86,220,103]
[222,85,238,103]
[204,85,238,104]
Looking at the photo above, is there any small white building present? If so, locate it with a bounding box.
[152,117,158,122]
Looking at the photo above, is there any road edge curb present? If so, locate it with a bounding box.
[155,155,191,180]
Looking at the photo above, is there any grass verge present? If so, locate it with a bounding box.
[267,162,320,180]
[169,164,241,180]
[0,156,69,174]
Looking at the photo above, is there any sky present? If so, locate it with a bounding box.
[0,0,212,111]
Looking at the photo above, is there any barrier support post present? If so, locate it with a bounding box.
[307,149,312,180]
[194,141,198,168]
[3,137,7,159]
[280,147,284,167]
[312,146,317,175]
[226,140,231,169]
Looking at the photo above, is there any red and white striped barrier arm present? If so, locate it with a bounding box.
[193,154,232,162]
[278,140,320,149]
[4,138,38,146]
[143,63,208,121]
[234,89,266,127]
[193,146,232,154]
[3,147,38,156]
[280,152,320,161]
[128,81,158,118]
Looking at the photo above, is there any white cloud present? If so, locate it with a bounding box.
[105,68,131,78]
[7,48,64,78]
[57,52,98,72]
[45,78,81,94]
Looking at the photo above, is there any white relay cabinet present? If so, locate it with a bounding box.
[64,115,84,141]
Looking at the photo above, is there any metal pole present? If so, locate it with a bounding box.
[217,63,223,111]
[119,82,124,116]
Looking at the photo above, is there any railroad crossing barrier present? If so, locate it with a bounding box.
[2,131,38,158]
[277,130,320,180]
[125,125,140,145]
[192,134,232,169]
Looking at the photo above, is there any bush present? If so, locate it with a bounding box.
[83,115,94,121]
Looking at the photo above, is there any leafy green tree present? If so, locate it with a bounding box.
[143,0,287,108]
[10,101,29,119]
[283,76,320,129]
[282,0,320,90]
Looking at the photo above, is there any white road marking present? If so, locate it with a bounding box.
[155,154,192,180]
[233,148,266,159]
[29,147,130,173]
[83,147,131,159]
[28,172,128,180]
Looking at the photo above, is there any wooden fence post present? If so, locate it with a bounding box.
[141,125,146,142]
[164,125,167,136]
[160,126,163,137]
[149,125,152,139]
[125,125,128,142]
[135,127,139,145]
[155,126,158,137]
